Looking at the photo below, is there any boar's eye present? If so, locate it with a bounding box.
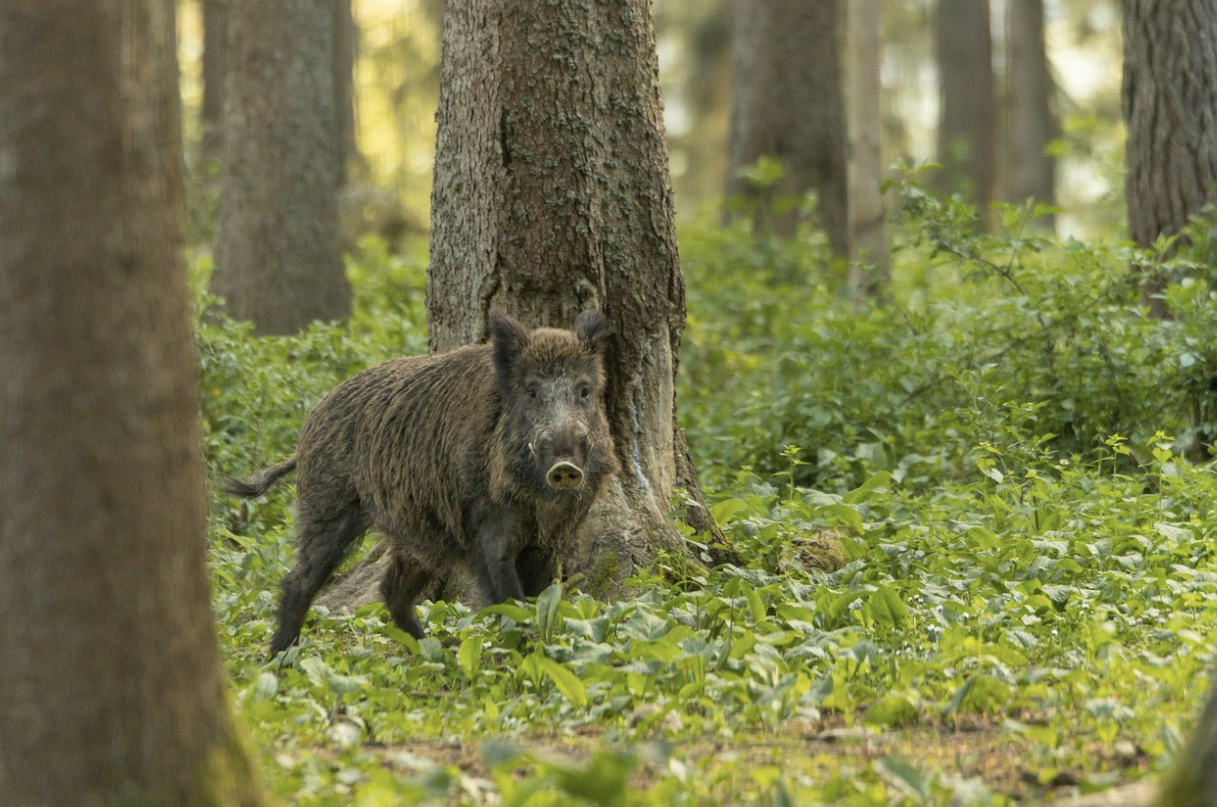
[578,383,591,400]
[527,386,538,399]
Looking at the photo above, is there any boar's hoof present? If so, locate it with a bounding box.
[546,461,584,490]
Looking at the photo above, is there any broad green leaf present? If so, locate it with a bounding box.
[480,602,533,623]
[458,635,482,678]
[876,755,930,803]
[252,671,278,701]
[536,582,562,642]
[867,587,909,629]
[299,656,330,687]
[843,470,893,504]
[711,498,750,524]
[532,654,587,707]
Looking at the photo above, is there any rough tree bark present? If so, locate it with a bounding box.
[846,0,891,304]
[0,0,267,803]
[318,0,734,614]
[1005,0,1058,228]
[725,0,848,248]
[936,0,997,218]
[211,0,350,335]
[428,0,724,586]
[1122,0,1217,316]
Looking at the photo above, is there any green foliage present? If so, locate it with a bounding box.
[203,201,1217,803]
[682,167,1217,494]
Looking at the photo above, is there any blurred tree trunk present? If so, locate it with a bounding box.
[1122,0,1217,317]
[333,0,362,185]
[935,0,996,219]
[200,0,228,163]
[1005,0,1057,228]
[0,1,267,804]
[211,0,350,335]
[846,0,891,303]
[1154,669,1217,807]
[725,0,848,249]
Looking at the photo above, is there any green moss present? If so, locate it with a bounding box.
[583,548,622,597]
[198,717,274,807]
[795,529,848,573]
[1153,766,1201,807]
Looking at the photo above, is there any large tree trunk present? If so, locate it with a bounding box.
[211,0,350,335]
[318,0,730,614]
[0,1,266,803]
[1122,0,1217,317]
[725,0,848,248]
[846,0,891,303]
[429,0,713,588]
[1005,0,1057,228]
[935,0,997,218]
[200,0,228,164]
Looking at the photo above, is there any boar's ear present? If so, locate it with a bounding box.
[489,309,530,378]
[575,309,612,354]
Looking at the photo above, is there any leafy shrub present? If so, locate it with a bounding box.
[680,168,1217,495]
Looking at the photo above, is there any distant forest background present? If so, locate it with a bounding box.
[178,0,1123,239]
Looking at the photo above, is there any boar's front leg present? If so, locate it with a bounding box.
[469,510,528,605]
[515,545,557,597]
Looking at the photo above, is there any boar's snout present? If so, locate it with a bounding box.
[546,461,585,490]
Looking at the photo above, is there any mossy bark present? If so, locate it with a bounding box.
[0,1,268,802]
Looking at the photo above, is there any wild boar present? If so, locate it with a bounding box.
[224,309,619,655]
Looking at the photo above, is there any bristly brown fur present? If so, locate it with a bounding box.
[225,309,618,655]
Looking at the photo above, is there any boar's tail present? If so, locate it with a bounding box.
[220,455,298,498]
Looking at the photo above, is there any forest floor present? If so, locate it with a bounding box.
[203,223,1214,805]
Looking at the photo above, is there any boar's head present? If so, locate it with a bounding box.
[489,309,618,499]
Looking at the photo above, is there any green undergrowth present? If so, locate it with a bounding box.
[200,181,1217,805]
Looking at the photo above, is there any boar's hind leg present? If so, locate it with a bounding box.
[381,554,432,639]
[271,507,369,656]
[516,545,557,597]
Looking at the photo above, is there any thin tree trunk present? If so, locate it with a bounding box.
[726,0,848,249]
[0,0,266,803]
[1005,0,1057,228]
[333,0,362,185]
[936,0,997,218]
[201,0,228,164]
[846,0,891,304]
[211,0,350,335]
[1122,0,1217,317]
